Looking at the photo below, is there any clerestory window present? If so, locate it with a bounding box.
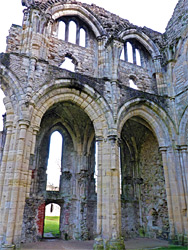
[57,18,87,47]
[120,41,142,66]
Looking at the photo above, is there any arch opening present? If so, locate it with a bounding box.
[22,101,97,242]
[120,117,169,240]
[60,57,75,72]
[43,203,61,238]
[58,21,66,40]
[46,131,62,191]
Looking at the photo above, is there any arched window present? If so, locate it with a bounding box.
[79,28,86,47]
[68,21,77,44]
[127,42,133,64]
[0,89,5,131]
[46,131,62,191]
[60,57,75,72]
[58,21,66,40]
[136,49,141,66]
[120,46,125,60]
[129,79,138,90]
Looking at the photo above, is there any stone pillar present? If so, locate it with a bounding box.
[153,56,165,95]
[0,119,30,249]
[159,147,175,238]
[178,145,188,240]
[98,36,108,78]
[159,146,185,244]
[94,135,125,250]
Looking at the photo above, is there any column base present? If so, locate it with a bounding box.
[93,236,104,250]
[1,244,15,250]
[93,237,125,250]
[106,238,125,250]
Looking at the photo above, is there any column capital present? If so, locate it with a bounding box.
[5,121,13,129]
[18,119,30,128]
[32,125,40,134]
[176,145,187,151]
[159,146,168,152]
[96,136,104,142]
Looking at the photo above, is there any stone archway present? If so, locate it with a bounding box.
[120,117,169,240]
[22,101,97,242]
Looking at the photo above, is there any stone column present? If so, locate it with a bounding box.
[160,146,185,244]
[153,56,165,95]
[0,119,30,249]
[178,145,188,239]
[94,135,125,250]
[98,36,108,78]
[159,147,175,238]
[0,122,13,247]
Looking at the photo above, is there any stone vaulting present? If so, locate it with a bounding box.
[0,0,188,249]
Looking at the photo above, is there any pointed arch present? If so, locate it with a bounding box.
[30,80,114,138]
[118,29,160,58]
[50,4,105,38]
[0,63,23,116]
[179,105,188,145]
[117,98,175,147]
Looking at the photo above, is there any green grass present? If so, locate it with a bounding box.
[43,216,60,237]
[155,246,187,250]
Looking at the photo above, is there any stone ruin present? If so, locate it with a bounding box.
[0,0,188,249]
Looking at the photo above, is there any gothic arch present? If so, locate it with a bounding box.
[117,98,175,147]
[50,3,105,38]
[179,105,188,145]
[0,64,22,117]
[31,80,113,138]
[118,29,160,58]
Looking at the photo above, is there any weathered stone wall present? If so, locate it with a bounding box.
[139,133,169,239]
[121,119,169,240]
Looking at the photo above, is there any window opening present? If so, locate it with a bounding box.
[129,79,138,90]
[94,141,98,193]
[58,21,66,40]
[119,147,122,194]
[136,49,141,66]
[46,131,62,191]
[60,57,75,72]
[79,28,86,47]
[127,42,133,63]
[68,21,77,44]
[43,203,60,238]
[120,46,125,60]
[0,89,5,131]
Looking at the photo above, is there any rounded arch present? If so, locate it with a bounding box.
[117,98,175,147]
[118,29,160,58]
[31,80,113,138]
[50,3,105,38]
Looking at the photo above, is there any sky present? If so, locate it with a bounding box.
[0,0,179,131]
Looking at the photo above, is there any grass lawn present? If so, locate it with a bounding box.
[43,216,60,237]
[155,246,187,250]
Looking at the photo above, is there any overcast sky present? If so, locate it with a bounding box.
[0,0,178,130]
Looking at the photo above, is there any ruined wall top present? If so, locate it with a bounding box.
[165,0,188,44]
[21,0,162,41]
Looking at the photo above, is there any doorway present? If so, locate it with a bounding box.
[43,203,61,238]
